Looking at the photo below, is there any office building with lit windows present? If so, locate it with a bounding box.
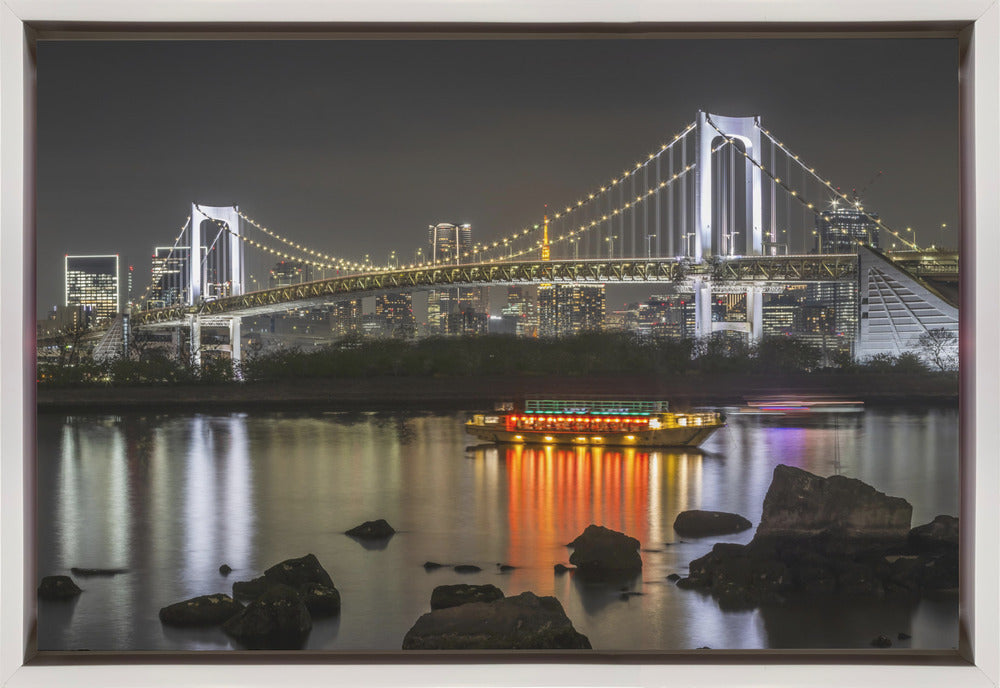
[538,284,606,337]
[375,292,415,337]
[149,246,193,308]
[815,206,880,253]
[65,254,119,321]
[428,223,472,264]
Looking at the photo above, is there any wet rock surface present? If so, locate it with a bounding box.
[430,584,505,610]
[300,583,342,617]
[453,564,482,573]
[159,593,243,627]
[38,575,82,600]
[345,519,396,539]
[222,584,313,649]
[567,525,642,576]
[673,510,752,537]
[402,591,591,650]
[676,466,958,609]
[232,553,335,601]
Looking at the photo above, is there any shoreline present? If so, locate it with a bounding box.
[36,373,958,414]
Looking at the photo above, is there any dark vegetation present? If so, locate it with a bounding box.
[37,332,956,388]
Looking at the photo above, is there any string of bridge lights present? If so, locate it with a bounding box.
[196,210,344,272]
[233,207,370,271]
[475,138,736,263]
[467,121,698,262]
[748,121,922,252]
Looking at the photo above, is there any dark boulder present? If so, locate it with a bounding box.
[430,584,504,610]
[554,563,571,574]
[567,524,641,575]
[871,635,892,648]
[498,564,516,572]
[908,515,958,553]
[300,583,341,617]
[38,575,82,600]
[159,593,243,627]
[898,632,912,640]
[756,465,912,553]
[423,561,444,570]
[673,510,752,537]
[219,564,232,575]
[345,519,396,539]
[222,584,312,650]
[666,573,681,582]
[232,553,335,601]
[402,591,591,650]
[453,564,482,573]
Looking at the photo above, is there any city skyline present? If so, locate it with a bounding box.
[36,37,958,317]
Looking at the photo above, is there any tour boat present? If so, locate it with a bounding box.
[465,398,725,448]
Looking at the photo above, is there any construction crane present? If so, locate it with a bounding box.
[851,170,883,207]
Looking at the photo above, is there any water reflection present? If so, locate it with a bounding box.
[37,408,958,652]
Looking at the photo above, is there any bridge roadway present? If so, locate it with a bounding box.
[132,254,859,327]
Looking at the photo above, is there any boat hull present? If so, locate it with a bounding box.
[465,422,721,448]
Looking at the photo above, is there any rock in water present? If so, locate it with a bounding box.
[38,575,82,600]
[345,519,396,539]
[70,567,128,577]
[159,593,243,627]
[553,564,571,574]
[222,584,313,650]
[423,561,444,570]
[219,564,232,575]
[232,553,335,600]
[430,584,504,610]
[756,465,912,552]
[567,524,641,575]
[402,591,591,650]
[453,564,482,573]
[673,510,752,537]
[908,515,958,552]
[300,583,341,617]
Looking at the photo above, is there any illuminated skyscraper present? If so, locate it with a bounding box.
[815,206,880,253]
[428,223,472,264]
[375,292,415,337]
[537,284,606,337]
[65,254,119,321]
[149,246,195,308]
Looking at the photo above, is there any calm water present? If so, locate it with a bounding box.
[36,407,959,652]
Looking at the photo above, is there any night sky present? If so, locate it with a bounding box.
[36,37,958,317]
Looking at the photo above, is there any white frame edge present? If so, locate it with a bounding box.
[2,2,998,687]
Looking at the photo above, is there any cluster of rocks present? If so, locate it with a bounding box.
[674,465,959,609]
[39,566,131,601]
[157,553,340,650]
[403,584,590,650]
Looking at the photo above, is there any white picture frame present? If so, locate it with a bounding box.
[2,1,997,686]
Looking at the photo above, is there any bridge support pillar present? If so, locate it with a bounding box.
[746,286,763,343]
[188,314,201,369]
[693,278,713,339]
[230,317,242,380]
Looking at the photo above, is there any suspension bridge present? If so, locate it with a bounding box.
[79,110,958,368]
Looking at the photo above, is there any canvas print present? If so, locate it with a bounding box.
[35,37,960,653]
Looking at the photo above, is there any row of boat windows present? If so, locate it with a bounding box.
[507,418,650,432]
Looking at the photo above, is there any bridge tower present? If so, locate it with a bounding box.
[188,204,245,373]
[692,112,765,340]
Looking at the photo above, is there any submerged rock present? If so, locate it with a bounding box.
[908,515,958,553]
[554,564,572,574]
[567,525,641,575]
[402,591,591,650]
[430,584,504,610]
[219,564,232,575]
[675,465,956,608]
[673,510,752,537]
[222,584,312,650]
[423,561,444,570]
[345,519,396,540]
[300,583,341,617]
[232,553,335,601]
[453,564,482,573]
[38,575,82,601]
[756,465,912,553]
[159,593,243,627]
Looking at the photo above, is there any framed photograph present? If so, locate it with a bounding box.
[2,2,997,687]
